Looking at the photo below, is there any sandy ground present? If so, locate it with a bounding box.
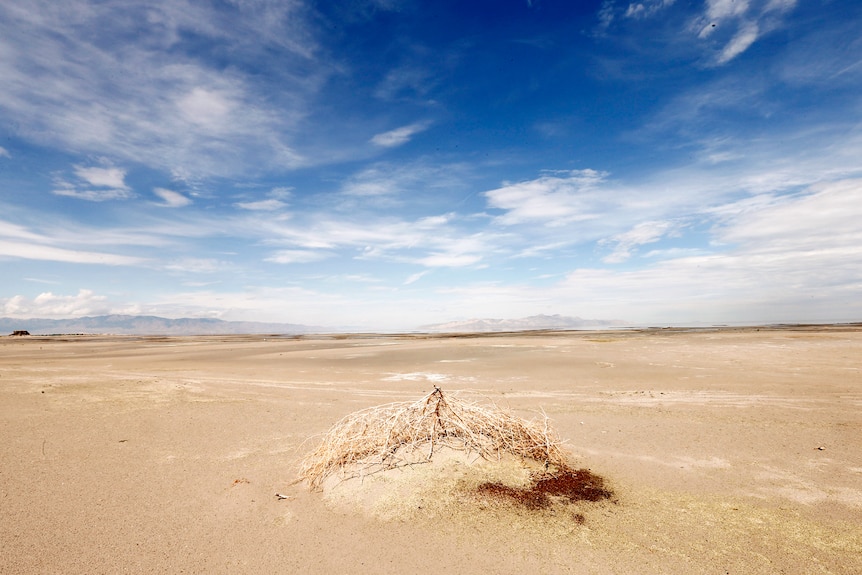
[1,326,861,574]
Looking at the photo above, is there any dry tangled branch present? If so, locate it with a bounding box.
[299,387,572,489]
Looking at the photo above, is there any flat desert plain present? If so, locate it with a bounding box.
[2,327,861,574]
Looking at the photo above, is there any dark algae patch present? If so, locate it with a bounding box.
[476,468,612,511]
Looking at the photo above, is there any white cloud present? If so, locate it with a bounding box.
[370,122,429,147]
[164,258,224,273]
[52,186,133,201]
[596,1,616,32]
[0,216,184,266]
[705,0,750,21]
[417,253,482,267]
[696,0,797,64]
[270,187,293,199]
[553,178,862,322]
[51,163,133,201]
[512,241,572,259]
[374,65,436,101]
[404,270,430,285]
[643,247,706,259]
[636,80,862,197]
[716,22,760,64]
[2,289,110,318]
[715,178,862,251]
[601,220,674,263]
[340,161,470,204]
[235,187,291,210]
[265,249,331,264]
[153,187,192,208]
[0,240,145,265]
[625,0,676,19]
[438,186,862,323]
[235,199,287,211]
[765,0,797,12]
[0,0,318,180]
[0,146,10,158]
[0,220,47,242]
[177,87,233,130]
[342,165,401,196]
[254,207,496,270]
[9,172,857,327]
[484,169,611,226]
[342,167,398,196]
[141,285,359,326]
[74,165,128,189]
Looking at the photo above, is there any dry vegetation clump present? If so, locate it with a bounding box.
[298,387,572,490]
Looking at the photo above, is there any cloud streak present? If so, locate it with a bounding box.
[0,240,145,265]
[52,164,133,201]
[484,170,611,226]
[153,188,192,208]
[370,122,430,147]
[697,0,798,64]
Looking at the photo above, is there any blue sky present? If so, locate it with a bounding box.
[1,0,861,330]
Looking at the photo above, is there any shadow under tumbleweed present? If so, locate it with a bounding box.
[476,467,613,510]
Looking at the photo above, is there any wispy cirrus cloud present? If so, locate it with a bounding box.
[235,186,291,210]
[624,0,676,20]
[601,220,675,263]
[599,0,798,66]
[713,178,862,252]
[73,165,127,189]
[339,160,472,207]
[235,199,288,211]
[714,22,760,64]
[0,215,174,266]
[427,177,862,325]
[0,0,320,180]
[51,187,132,202]
[556,189,862,323]
[484,169,611,226]
[52,164,133,201]
[341,165,404,197]
[403,270,430,285]
[695,0,798,65]
[265,249,332,264]
[252,208,494,269]
[370,121,430,148]
[416,252,483,267]
[153,188,192,208]
[164,258,225,274]
[0,239,145,265]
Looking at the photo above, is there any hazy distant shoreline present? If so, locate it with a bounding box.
[5,321,861,339]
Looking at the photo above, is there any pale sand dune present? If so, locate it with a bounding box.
[2,327,861,573]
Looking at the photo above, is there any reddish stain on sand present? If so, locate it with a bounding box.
[476,468,612,510]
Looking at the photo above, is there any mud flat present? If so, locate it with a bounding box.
[2,326,861,573]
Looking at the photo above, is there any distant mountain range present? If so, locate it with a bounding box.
[2,313,630,336]
[419,314,628,332]
[0,315,322,336]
